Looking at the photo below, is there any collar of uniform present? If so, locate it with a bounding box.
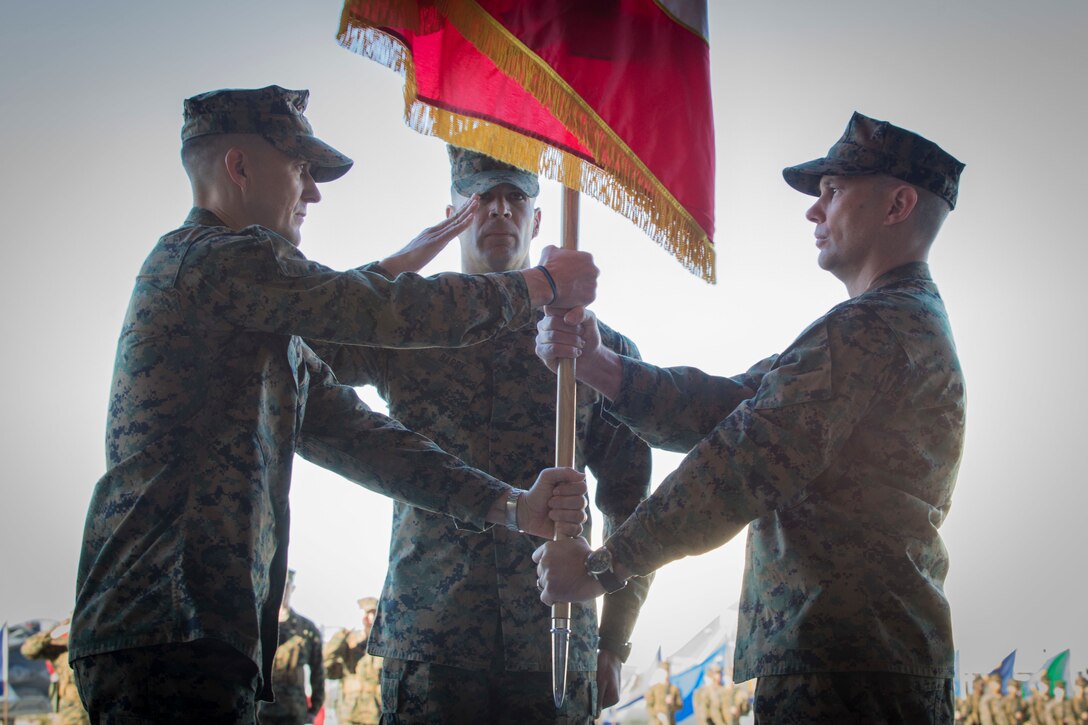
[865,261,933,294]
[185,206,229,228]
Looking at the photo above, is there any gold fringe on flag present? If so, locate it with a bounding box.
[337,0,716,283]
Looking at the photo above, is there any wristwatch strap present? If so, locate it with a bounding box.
[597,636,633,663]
[505,489,523,532]
[592,567,628,595]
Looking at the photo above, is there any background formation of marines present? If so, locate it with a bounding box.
[691,664,750,725]
[955,672,1088,724]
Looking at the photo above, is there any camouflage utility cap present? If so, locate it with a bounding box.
[783,111,965,209]
[357,596,378,611]
[182,85,353,183]
[449,145,539,197]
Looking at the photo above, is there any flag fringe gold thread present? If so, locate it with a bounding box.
[338,1,715,283]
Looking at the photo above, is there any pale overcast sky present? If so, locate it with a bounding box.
[1,0,1085,680]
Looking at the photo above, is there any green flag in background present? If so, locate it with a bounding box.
[1033,649,1072,698]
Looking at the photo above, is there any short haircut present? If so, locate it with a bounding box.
[910,185,952,245]
[180,134,255,183]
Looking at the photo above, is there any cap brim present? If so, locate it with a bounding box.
[295,135,354,183]
[782,157,877,196]
[454,170,539,198]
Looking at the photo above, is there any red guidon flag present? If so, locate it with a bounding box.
[337,0,716,281]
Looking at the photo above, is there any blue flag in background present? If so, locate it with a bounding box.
[990,650,1017,694]
[670,642,728,722]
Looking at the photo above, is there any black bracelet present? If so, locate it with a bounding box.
[535,265,558,305]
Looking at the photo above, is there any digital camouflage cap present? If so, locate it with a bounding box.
[182,85,353,183]
[448,145,539,197]
[783,111,965,209]
[357,596,378,612]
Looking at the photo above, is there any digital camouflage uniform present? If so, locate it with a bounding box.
[1046,694,1073,725]
[961,677,985,725]
[258,609,325,724]
[645,681,683,724]
[588,111,966,723]
[324,628,382,724]
[20,630,90,725]
[1073,675,1088,722]
[979,679,1000,725]
[692,677,731,725]
[312,303,652,722]
[601,261,964,710]
[1027,690,1050,725]
[70,201,541,706]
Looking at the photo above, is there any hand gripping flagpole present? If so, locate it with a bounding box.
[551,186,579,708]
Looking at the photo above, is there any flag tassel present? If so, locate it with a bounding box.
[337,2,716,282]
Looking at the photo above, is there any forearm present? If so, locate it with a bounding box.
[607,359,754,452]
[301,428,509,528]
[598,579,650,656]
[300,379,510,528]
[573,345,625,401]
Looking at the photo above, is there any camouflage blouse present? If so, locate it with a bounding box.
[603,263,965,681]
[314,298,653,673]
[72,208,537,701]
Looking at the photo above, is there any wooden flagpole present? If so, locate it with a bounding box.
[551,186,579,708]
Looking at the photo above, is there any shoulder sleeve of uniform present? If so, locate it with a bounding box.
[177,227,534,347]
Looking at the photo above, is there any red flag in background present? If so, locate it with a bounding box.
[338,0,716,281]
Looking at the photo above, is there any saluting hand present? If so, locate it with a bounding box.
[377,195,481,277]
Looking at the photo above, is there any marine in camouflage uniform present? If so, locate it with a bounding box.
[1045,687,1073,725]
[323,596,382,725]
[534,112,967,724]
[69,85,596,724]
[980,676,1001,725]
[644,664,683,725]
[258,571,325,725]
[961,676,985,725]
[310,147,651,724]
[1027,686,1051,725]
[19,619,89,725]
[995,680,1026,725]
[1073,674,1088,723]
[692,664,731,725]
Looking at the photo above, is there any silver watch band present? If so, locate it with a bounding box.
[505,489,523,532]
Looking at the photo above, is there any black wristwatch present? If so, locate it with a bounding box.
[597,635,633,663]
[585,545,627,594]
